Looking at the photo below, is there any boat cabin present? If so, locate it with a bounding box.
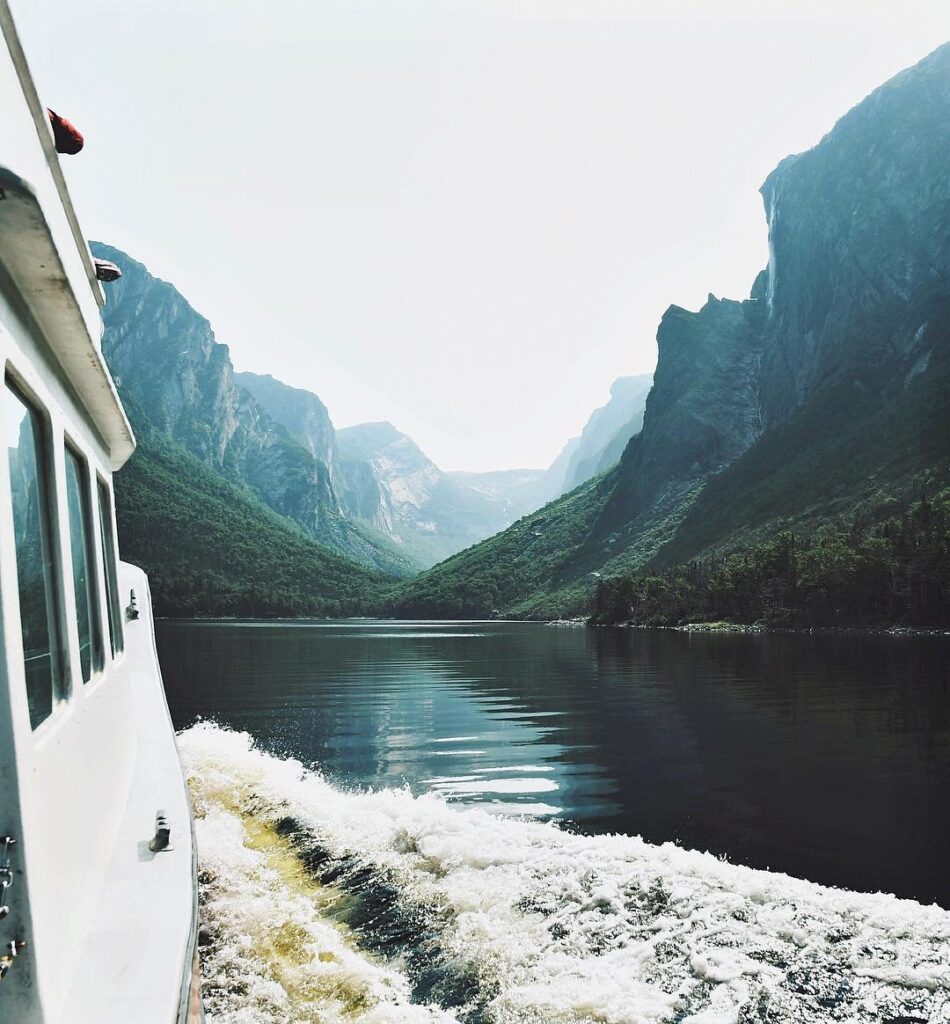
[0,4,201,1021]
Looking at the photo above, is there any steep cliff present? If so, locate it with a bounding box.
[653,41,950,565]
[336,422,439,540]
[756,43,950,423]
[235,369,552,567]
[235,372,338,472]
[593,295,765,553]
[558,373,654,492]
[336,422,531,567]
[393,43,950,618]
[114,426,393,617]
[94,243,410,576]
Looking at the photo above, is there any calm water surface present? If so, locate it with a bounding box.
[158,619,950,906]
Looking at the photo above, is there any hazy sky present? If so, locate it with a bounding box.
[13,1,950,471]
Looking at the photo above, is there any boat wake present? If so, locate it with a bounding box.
[179,723,950,1024]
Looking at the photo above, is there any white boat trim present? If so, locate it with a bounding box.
[62,563,200,1024]
[0,166,135,469]
[0,0,105,310]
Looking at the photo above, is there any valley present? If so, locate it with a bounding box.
[104,44,949,629]
[391,43,950,625]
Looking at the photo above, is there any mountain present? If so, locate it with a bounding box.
[93,242,411,577]
[392,44,950,619]
[96,247,577,579]
[553,373,654,493]
[233,372,337,471]
[446,468,550,521]
[541,436,581,499]
[334,422,538,567]
[325,372,657,566]
[114,424,393,617]
[444,375,654,522]
[233,374,552,568]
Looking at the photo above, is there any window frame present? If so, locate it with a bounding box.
[96,474,124,657]
[4,371,68,728]
[63,436,106,683]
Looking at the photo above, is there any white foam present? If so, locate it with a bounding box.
[190,803,455,1023]
[180,723,950,1024]
[428,778,559,795]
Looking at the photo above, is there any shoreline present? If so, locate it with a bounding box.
[592,620,950,638]
[155,614,950,637]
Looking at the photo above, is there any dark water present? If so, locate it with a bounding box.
[158,619,950,907]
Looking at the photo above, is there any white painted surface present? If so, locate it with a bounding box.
[0,4,198,1020]
[63,564,197,1024]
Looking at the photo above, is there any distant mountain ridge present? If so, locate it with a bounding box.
[236,372,655,567]
[551,373,654,494]
[392,43,950,618]
[113,424,393,617]
[445,467,553,521]
[237,373,553,566]
[94,242,411,577]
[98,249,650,579]
[337,421,516,566]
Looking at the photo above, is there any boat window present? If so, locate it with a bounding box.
[97,478,123,655]
[65,445,104,681]
[4,379,64,728]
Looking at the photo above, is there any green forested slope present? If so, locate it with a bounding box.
[389,477,611,618]
[390,352,950,621]
[654,340,950,569]
[592,484,950,628]
[389,47,950,623]
[115,430,392,617]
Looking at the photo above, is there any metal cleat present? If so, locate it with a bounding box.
[148,810,172,853]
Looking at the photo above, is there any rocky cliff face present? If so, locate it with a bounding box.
[234,371,553,568]
[757,42,950,422]
[557,373,654,492]
[598,296,765,540]
[596,43,950,556]
[93,243,409,575]
[393,42,950,616]
[335,422,440,546]
[336,422,536,567]
[337,423,441,514]
[235,372,338,473]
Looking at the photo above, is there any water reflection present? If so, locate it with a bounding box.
[158,619,950,905]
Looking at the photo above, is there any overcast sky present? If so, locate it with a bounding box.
[13,1,950,471]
